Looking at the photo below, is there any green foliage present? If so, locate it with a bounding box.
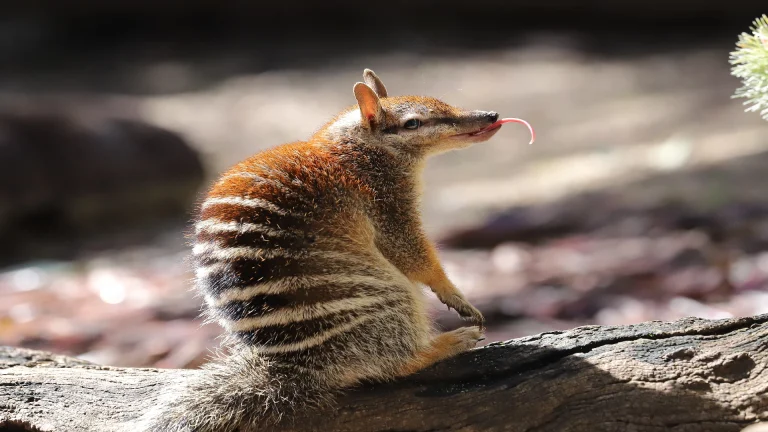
[730,15,768,121]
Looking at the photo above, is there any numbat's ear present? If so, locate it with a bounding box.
[353,82,384,129]
[363,68,388,98]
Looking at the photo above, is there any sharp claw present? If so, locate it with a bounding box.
[478,337,486,341]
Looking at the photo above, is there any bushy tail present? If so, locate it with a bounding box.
[139,349,336,432]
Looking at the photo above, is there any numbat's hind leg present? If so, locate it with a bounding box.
[398,326,484,376]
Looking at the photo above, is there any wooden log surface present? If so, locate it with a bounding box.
[1,314,768,432]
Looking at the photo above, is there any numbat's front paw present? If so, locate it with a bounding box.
[443,294,485,328]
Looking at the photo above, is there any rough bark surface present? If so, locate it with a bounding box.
[1,315,767,432]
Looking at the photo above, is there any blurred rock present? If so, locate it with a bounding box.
[0,110,205,263]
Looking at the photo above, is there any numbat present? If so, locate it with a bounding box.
[145,69,534,432]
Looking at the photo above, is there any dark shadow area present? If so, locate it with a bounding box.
[0,421,41,432]
[0,4,765,95]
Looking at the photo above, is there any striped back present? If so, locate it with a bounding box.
[192,149,397,358]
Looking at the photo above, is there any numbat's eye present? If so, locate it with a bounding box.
[403,119,421,130]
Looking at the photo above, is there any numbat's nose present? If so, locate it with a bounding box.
[485,111,499,122]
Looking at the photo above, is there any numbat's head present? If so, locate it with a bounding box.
[317,69,503,156]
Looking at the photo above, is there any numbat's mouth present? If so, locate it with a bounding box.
[469,124,503,136]
[453,118,536,144]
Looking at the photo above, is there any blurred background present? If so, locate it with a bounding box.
[1,2,768,369]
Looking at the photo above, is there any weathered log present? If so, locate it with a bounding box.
[2,314,768,432]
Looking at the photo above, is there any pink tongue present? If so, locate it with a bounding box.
[487,118,535,144]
